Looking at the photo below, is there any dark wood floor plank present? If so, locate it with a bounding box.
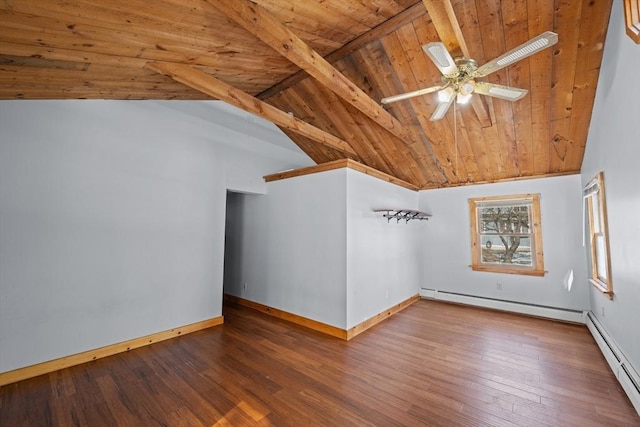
[1,299,638,426]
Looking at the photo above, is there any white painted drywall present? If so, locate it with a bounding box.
[345,169,421,328]
[580,0,640,375]
[224,170,348,328]
[418,175,589,311]
[0,100,312,372]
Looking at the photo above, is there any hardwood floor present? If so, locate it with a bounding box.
[1,299,638,426]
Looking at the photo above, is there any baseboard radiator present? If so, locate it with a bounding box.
[419,288,585,323]
[585,311,640,415]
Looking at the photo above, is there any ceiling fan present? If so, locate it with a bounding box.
[381,31,558,121]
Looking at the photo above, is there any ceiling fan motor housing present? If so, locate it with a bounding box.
[440,58,478,94]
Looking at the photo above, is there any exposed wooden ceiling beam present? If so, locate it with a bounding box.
[145,61,358,156]
[258,1,427,100]
[421,0,470,58]
[209,0,409,142]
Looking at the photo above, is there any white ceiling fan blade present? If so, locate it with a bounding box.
[430,94,454,121]
[422,42,458,76]
[381,85,444,104]
[475,31,558,77]
[474,82,528,101]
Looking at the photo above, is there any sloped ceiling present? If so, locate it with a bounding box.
[0,0,612,188]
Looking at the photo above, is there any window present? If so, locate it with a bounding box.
[624,0,640,44]
[584,172,613,299]
[469,194,544,276]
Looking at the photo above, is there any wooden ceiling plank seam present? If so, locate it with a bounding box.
[0,87,207,100]
[353,42,443,186]
[0,40,147,69]
[333,55,426,185]
[526,0,554,175]
[0,64,211,100]
[145,61,357,156]
[421,0,470,58]
[269,84,352,164]
[255,0,375,43]
[331,55,421,181]
[349,0,410,23]
[499,0,534,177]
[549,0,583,125]
[0,8,303,97]
[0,7,270,58]
[446,107,481,183]
[452,0,486,64]
[280,128,344,164]
[583,0,613,72]
[267,90,359,164]
[258,2,427,100]
[546,0,582,173]
[296,77,394,174]
[466,0,510,180]
[564,0,612,171]
[380,30,461,183]
[548,117,571,172]
[377,38,449,184]
[394,21,441,92]
[0,12,295,79]
[208,0,411,144]
[456,105,492,182]
[498,0,535,178]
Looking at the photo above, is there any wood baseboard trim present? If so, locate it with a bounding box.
[346,294,421,340]
[224,293,420,341]
[0,316,224,387]
[224,294,348,339]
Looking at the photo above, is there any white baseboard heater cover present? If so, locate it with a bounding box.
[585,312,640,416]
[419,289,585,323]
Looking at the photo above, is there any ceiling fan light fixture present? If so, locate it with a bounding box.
[456,92,472,104]
[460,81,475,96]
[437,86,455,102]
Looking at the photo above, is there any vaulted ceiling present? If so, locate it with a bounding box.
[0,0,612,188]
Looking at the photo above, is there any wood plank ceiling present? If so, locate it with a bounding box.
[0,0,612,188]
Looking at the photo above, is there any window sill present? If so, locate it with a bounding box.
[590,279,614,300]
[471,265,546,277]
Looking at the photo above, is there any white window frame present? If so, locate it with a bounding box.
[584,172,613,299]
[469,193,545,276]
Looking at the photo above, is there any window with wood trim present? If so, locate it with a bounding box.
[584,172,613,299]
[624,0,640,44]
[469,194,545,276]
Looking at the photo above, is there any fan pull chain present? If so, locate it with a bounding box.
[454,101,458,180]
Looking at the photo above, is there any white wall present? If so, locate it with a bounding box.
[226,167,423,330]
[580,0,640,375]
[418,175,589,311]
[0,100,312,373]
[346,169,421,328]
[225,170,348,328]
